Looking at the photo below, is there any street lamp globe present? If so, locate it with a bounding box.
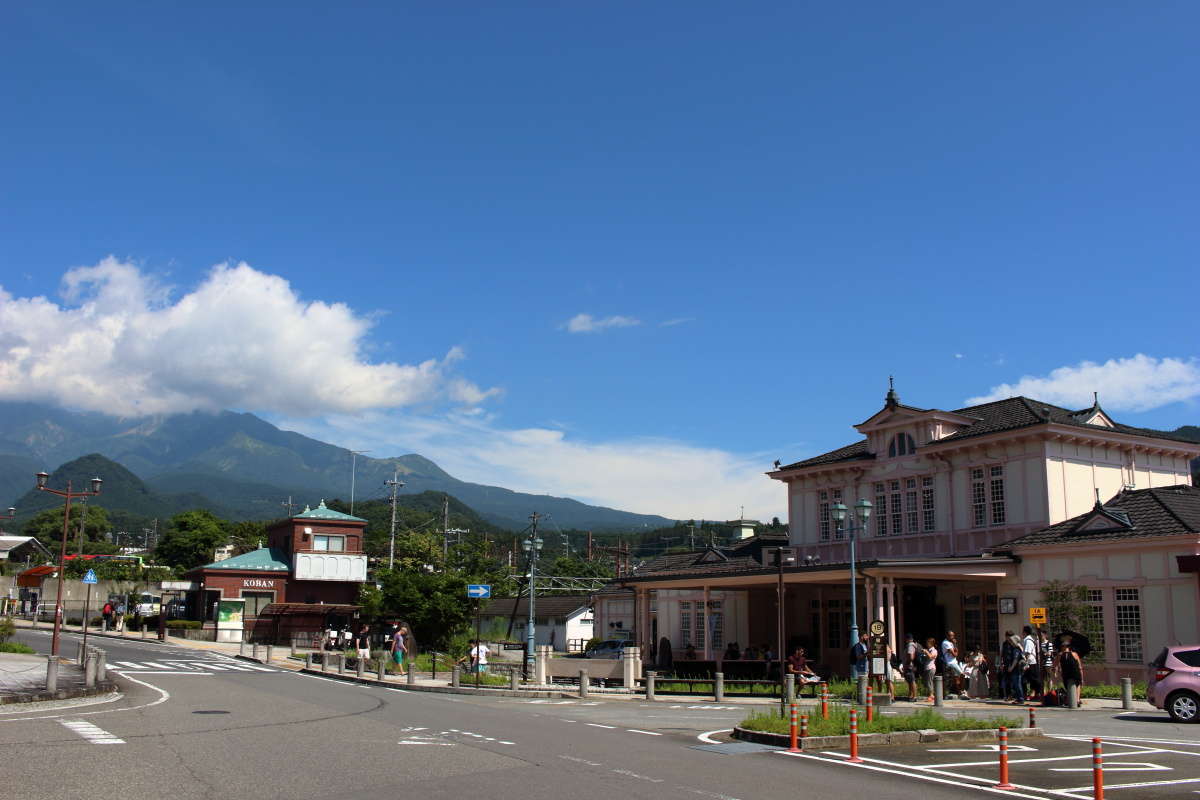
[90,476,103,494]
[830,502,848,523]
[854,498,872,522]
[35,471,49,489]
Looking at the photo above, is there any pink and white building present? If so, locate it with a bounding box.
[595,387,1200,682]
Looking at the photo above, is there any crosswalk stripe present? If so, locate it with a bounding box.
[112,661,150,669]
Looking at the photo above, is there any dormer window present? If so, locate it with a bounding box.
[888,433,916,458]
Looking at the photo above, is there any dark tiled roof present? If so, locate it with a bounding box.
[481,597,590,617]
[1002,485,1200,548]
[626,532,791,579]
[778,396,1198,472]
[779,440,873,471]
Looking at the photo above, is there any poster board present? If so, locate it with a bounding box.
[216,598,245,643]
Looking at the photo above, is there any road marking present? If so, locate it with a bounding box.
[776,751,1046,800]
[612,768,663,783]
[1050,763,1171,773]
[559,754,603,766]
[935,744,1039,752]
[928,751,1166,768]
[60,719,125,744]
[677,788,741,800]
[586,723,616,729]
[627,729,663,736]
[1053,735,1200,750]
[1053,778,1200,793]
[819,750,1045,794]
[697,729,732,744]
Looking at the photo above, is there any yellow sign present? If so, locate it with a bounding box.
[1028,607,1047,625]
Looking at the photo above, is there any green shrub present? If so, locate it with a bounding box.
[0,641,36,654]
[741,706,1020,737]
[1081,682,1147,700]
[165,620,203,630]
[0,617,15,643]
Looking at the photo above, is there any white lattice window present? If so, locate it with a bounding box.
[818,490,830,542]
[874,483,887,536]
[679,601,692,647]
[905,478,918,533]
[971,468,987,527]
[1084,589,1106,660]
[921,477,936,531]
[708,601,724,650]
[1115,588,1142,663]
[990,465,1006,525]
[889,480,903,535]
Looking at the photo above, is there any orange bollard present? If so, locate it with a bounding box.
[1028,706,1036,729]
[847,707,862,763]
[866,684,874,722]
[820,682,829,720]
[1092,738,1104,800]
[800,713,809,739]
[789,703,799,752]
[995,726,1015,790]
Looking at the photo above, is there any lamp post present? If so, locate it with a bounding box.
[35,471,102,657]
[773,545,797,714]
[522,514,543,678]
[830,499,872,649]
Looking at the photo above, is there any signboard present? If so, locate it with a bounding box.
[869,619,885,636]
[1028,607,1047,625]
[82,569,98,585]
[467,584,492,599]
[216,599,245,630]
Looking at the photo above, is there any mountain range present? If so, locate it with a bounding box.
[0,402,674,531]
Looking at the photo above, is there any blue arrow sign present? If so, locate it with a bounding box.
[466,584,491,599]
[82,569,98,584]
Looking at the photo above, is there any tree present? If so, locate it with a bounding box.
[373,568,473,651]
[227,520,268,555]
[155,510,230,570]
[1040,580,1105,663]
[22,504,114,552]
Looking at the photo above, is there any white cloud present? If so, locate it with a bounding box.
[660,317,694,328]
[967,354,1200,412]
[0,258,499,417]
[564,313,641,334]
[284,410,786,521]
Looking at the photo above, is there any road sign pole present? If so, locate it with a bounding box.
[475,601,481,689]
[81,582,91,655]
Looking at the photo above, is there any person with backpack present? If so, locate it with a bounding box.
[1021,626,1041,700]
[1058,637,1084,708]
[849,633,869,680]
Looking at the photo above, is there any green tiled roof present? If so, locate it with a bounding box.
[200,547,291,572]
[294,500,366,523]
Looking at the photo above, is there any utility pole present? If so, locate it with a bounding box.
[386,470,404,569]
[282,496,295,517]
[586,531,593,561]
[442,494,450,560]
[349,450,370,515]
[523,514,543,677]
[76,497,87,557]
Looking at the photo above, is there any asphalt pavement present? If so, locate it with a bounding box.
[3,628,1196,800]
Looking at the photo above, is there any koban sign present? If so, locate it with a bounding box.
[242,578,276,589]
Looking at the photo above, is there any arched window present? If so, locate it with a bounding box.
[888,433,916,458]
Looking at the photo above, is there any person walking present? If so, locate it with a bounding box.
[902,633,920,701]
[940,631,964,698]
[469,638,490,673]
[355,625,372,663]
[1021,625,1041,700]
[102,601,114,630]
[390,624,409,676]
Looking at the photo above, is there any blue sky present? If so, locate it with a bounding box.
[1,3,1197,519]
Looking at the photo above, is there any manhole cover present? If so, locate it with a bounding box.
[192,710,230,715]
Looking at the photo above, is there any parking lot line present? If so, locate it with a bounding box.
[929,751,1167,768]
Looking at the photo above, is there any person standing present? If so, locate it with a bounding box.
[850,634,869,681]
[1002,630,1026,703]
[922,637,938,702]
[1021,626,1041,700]
[1039,629,1055,690]
[1059,638,1084,708]
[902,633,920,701]
[940,631,964,697]
[391,624,409,676]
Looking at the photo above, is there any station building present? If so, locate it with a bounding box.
[594,387,1200,682]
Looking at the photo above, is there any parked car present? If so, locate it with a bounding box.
[1147,644,1200,723]
[583,639,629,659]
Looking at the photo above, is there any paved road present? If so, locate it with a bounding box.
[4,629,1196,800]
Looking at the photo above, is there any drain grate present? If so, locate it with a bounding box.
[690,742,780,754]
[192,710,230,715]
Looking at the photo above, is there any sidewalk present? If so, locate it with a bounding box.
[0,652,114,704]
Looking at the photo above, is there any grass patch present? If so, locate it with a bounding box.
[0,641,36,654]
[740,706,1020,737]
[1081,682,1147,700]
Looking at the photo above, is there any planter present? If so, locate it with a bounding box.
[732,725,1043,750]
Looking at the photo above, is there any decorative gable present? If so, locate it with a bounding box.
[695,548,729,564]
[1069,507,1133,535]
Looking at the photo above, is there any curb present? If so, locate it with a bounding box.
[733,724,1044,750]
[0,682,118,706]
[291,665,568,698]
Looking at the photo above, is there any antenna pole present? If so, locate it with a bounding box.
[385,470,404,569]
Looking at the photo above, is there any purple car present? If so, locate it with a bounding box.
[1147,645,1200,723]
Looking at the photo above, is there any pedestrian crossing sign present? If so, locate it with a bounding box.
[82,569,98,584]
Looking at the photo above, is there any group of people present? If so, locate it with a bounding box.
[341,622,411,676]
[720,642,776,661]
[883,627,1086,705]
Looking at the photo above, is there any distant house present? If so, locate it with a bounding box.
[480,596,594,651]
[0,536,52,564]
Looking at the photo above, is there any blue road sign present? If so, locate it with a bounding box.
[82,569,98,584]
[466,584,491,599]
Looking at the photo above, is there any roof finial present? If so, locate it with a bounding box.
[1094,487,1102,507]
[885,375,900,408]
[1093,391,1099,408]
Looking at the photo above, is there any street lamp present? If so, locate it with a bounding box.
[830,498,872,649]
[522,514,543,678]
[772,545,797,713]
[35,471,102,657]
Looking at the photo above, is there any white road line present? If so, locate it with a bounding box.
[819,750,1046,795]
[627,729,663,736]
[1054,778,1200,793]
[139,662,172,669]
[696,729,732,744]
[612,768,663,783]
[110,671,211,675]
[586,723,616,729]
[1054,735,1200,750]
[928,751,1166,768]
[59,719,125,744]
[776,751,1046,800]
